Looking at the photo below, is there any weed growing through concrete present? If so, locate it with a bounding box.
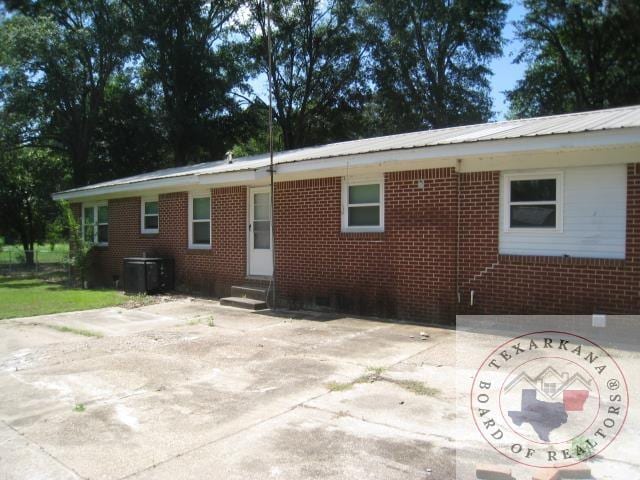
[326,367,385,391]
[366,366,386,376]
[327,381,353,392]
[123,293,157,309]
[47,325,103,338]
[394,380,439,396]
[74,403,85,412]
[185,315,214,327]
[326,366,438,397]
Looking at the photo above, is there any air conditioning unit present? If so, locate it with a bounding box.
[122,257,174,294]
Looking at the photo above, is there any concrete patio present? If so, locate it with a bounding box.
[0,300,637,479]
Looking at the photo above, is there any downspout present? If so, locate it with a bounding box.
[455,159,462,308]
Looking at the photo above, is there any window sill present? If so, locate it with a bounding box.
[503,227,563,234]
[341,227,384,234]
[141,230,159,236]
[498,254,626,268]
[187,245,212,252]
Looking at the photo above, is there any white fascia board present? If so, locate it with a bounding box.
[196,169,268,185]
[52,168,260,202]
[52,174,203,201]
[273,128,640,177]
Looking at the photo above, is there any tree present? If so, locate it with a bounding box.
[0,0,133,186]
[507,0,640,118]
[364,0,508,133]
[127,0,251,165]
[0,147,70,265]
[91,74,169,182]
[242,0,369,150]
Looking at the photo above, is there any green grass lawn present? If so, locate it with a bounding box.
[0,276,126,319]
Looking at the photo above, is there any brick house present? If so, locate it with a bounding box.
[53,106,640,324]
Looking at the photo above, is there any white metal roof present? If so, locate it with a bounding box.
[54,105,640,199]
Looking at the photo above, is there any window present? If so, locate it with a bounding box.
[252,192,271,249]
[188,193,211,248]
[141,197,159,234]
[82,203,108,245]
[543,382,557,396]
[341,177,384,232]
[504,172,562,231]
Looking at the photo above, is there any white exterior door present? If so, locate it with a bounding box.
[248,187,273,276]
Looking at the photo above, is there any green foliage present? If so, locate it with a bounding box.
[0,1,134,186]
[91,74,170,182]
[128,0,252,165]
[58,201,93,286]
[241,0,370,149]
[363,0,508,132]
[0,147,69,262]
[507,0,640,117]
[1,0,638,219]
[46,217,66,251]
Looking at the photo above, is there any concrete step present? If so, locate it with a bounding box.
[230,285,267,301]
[220,297,267,310]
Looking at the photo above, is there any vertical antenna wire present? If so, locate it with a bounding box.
[266,0,276,309]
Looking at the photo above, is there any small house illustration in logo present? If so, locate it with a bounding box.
[505,366,592,401]
[504,367,592,441]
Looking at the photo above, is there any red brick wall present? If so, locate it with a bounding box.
[73,163,640,323]
[274,168,458,322]
[74,186,246,297]
[457,164,640,315]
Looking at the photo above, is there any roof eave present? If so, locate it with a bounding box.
[52,127,640,202]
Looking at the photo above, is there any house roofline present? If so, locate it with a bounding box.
[52,126,640,202]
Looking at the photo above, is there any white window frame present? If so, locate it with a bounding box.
[81,202,109,246]
[141,196,159,234]
[341,176,384,233]
[188,191,212,249]
[503,171,563,233]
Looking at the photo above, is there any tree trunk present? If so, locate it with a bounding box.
[23,200,35,267]
[174,139,187,166]
[71,140,91,186]
[24,250,35,267]
[22,241,35,267]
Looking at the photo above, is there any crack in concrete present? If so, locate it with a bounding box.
[116,339,449,479]
[1,305,452,480]
[2,420,85,480]
[299,403,456,445]
[116,389,330,480]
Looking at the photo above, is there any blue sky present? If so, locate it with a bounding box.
[490,1,527,119]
